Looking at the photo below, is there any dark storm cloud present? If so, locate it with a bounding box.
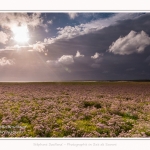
[43,13,150,80]
[145,55,150,65]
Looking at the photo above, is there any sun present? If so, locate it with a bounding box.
[12,25,29,43]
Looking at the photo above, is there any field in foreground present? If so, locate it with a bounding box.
[0,82,150,137]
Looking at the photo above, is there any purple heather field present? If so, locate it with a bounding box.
[0,82,150,137]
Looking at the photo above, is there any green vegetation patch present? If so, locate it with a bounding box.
[83,101,102,109]
[118,112,138,120]
[75,120,96,133]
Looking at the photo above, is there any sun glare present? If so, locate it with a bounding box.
[12,25,29,43]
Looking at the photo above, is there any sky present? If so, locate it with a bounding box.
[0,12,150,81]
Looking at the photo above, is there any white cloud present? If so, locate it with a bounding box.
[68,13,78,20]
[44,38,55,44]
[0,13,44,44]
[46,60,55,64]
[44,13,143,45]
[75,51,84,58]
[0,31,9,44]
[90,52,103,68]
[0,45,33,51]
[0,57,15,66]
[45,29,49,33]
[91,52,103,59]
[41,24,50,33]
[47,20,53,24]
[58,55,74,65]
[0,42,47,53]
[108,30,150,55]
[56,25,83,39]
[0,13,43,30]
[85,13,141,31]
[46,60,60,67]
[28,13,43,27]
[33,42,45,52]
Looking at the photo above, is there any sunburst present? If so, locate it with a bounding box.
[12,25,29,43]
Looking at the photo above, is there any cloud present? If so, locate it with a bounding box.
[0,13,43,30]
[47,20,53,24]
[0,57,15,66]
[68,13,78,19]
[42,13,150,80]
[0,13,149,81]
[108,30,150,55]
[46,60,60,67]
[44,13,143,45]
[33,42,45,52]
[42,20,53,33]
[0,42,47,53]
[41,24,50,33]
[75,51,84,58]
[91,52,103,68]
[56,25,83,39]
[0,31,9,44]
[91,52,102,59]
[0,45,34,51]
[45,29,49,33]
[0,13,44,43]
[44,38,55,44]
[58,55,74,65]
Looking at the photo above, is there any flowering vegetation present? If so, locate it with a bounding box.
[0,82,150,137]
